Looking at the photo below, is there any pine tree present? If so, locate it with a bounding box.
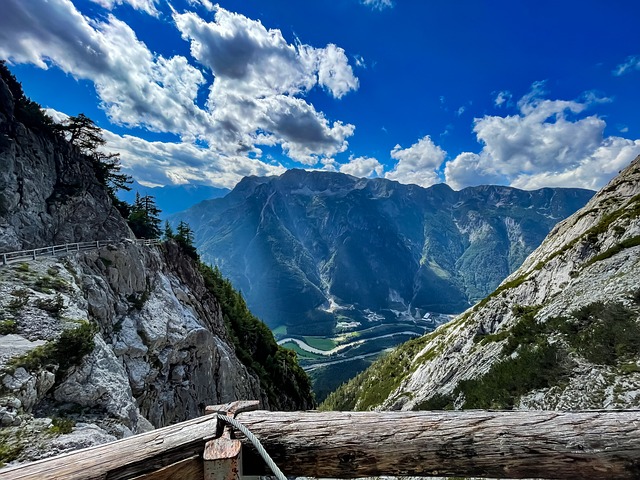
[164,221,174,240]
[175,221,198,258]
[128,193,162,239]
[61,113,132,202]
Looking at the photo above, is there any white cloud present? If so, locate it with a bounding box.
[613,55,640,76]
[0,0,358,171]
[90,0,159,16]
[494,90,511,107]
[456,106,465,116]
[44,107,284,187]
[339,156,383,178]
[444,152,505,190]
[173,6,358,160]
[444,84,640,190]
[101,130,286,189]
[361,0,394,10]
[0,0,210,139]
[385,136,446,187]
[353,54,366,69]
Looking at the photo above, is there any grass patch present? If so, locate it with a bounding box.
[272,325,287,337]
[280,341,323,360]
[33,275,70,294]
[0,436,23,467]
[303,336,336,351]
[583,235,640,268]
[50,417,75,435]
[15,263,30,273]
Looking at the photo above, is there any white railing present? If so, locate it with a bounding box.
[0,239,161,266]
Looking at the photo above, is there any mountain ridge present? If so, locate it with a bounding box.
[172,169,594,335]
[322,155,640,412]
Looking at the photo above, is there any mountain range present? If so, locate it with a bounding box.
[323,155,640,412]
[172,170,593,335]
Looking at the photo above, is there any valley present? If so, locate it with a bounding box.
[274,301,451,400]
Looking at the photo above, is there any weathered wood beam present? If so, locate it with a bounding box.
[236,410,640,479]
[0,414,219,480]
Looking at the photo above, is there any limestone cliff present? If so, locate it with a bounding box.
[0,68,132,252]
[323,155,640,412]
[0,65,313,466]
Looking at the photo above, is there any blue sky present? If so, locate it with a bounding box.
[1,0,639,190]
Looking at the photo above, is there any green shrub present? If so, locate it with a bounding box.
[34,275,70,293]
[560,301,640,365]
[35,294,65,318]
[7,289,30,313]
[0,318,18,335]
[50,417,75,435]
[0,437,23,467]
[7,321,97,380]
[16,263,30,273]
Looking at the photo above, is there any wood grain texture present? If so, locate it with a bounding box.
[0,414,219,480]
[128,456,202,480]
[235,410,640,479]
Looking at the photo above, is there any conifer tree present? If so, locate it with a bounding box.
[128,193,162,239]
[164,220,174,240]
[175,221,198,258]
[61,113,132,205]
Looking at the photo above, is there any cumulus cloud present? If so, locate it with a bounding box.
[613,55,640,76]
[339,156,383,178]
[173,6,358,161]
[0,0,211,139]
[385,136,446,187]
[362,0,394,10]
[0,0,358,176]
[444,84,640,190]
[45,108,284,187]
[90,0,159,16]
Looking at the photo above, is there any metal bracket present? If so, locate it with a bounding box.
[203,401,259,480]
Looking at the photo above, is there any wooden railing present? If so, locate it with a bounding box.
[0,239,160,266]
[2,402,639,479]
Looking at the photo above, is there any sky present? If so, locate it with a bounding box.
[1,0,640,191]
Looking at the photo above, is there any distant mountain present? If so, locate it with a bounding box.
[323,155,640,412]
[173,170,593,335]
[119,181,230,218]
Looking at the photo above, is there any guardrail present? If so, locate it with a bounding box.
[0,239,161,266]
[2,401,640,479]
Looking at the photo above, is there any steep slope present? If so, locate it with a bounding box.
[173,169,593,335]
[323,156,640,412]
[0,66,313,466]
[0,65,131,252]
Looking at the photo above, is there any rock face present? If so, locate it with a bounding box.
[0,66,312,466]
[0,71,131,252]
[173,170,593,335]
[323,156,640,412]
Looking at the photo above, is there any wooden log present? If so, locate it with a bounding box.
[128,456,202,480]
[235,410,640,480]
[0,414,219,480]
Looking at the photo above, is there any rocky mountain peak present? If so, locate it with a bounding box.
[322,155,640,412]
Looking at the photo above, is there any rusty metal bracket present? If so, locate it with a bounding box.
[202,401,260,480]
